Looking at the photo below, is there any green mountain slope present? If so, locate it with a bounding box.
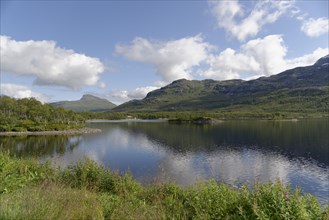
[114,55,329,114]
[51,94,116,112]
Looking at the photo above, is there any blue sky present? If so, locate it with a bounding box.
[1,0,328,104]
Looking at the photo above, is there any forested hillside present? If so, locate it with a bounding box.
[0,96,84,132]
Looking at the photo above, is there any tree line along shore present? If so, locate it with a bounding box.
[1,96,327,135]
[0,127,101,136]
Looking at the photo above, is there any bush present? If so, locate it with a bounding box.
[0,153,327,219]
[12,127,28,132]
[27,125,45,131]
[0,153,53,194]
[0,125,11,132]
[60,157,115,193]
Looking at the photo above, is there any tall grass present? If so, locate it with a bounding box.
[0,153,328,219]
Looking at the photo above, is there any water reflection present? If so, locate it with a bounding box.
[115,120,329,165]
[0,135,81,159]
[0,119,328,203]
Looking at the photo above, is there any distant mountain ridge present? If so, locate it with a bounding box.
[51,94,116,112]
[114,55,329,113]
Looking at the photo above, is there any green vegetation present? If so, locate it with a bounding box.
[47,56,329,120]
[112,56,329,118]
[80,109,326,122]
[0,96,84,132]
[168,116,213,124]
[51,94,116,112]
[112,83,329,118]
[0,153,328,219]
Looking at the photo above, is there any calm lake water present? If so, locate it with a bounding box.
[1,119,328,204]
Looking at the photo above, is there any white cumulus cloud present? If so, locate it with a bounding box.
[202,35,328,80]
[204,48,261,80]
[115,35,212,82]
[128,86,159,99]
[301,17,329,37]
[107,86,159,104]
[0,35,105,90]
[1,83,49,103]
[285,48,329,68]
[209,0,295,41]
[241,35,288,76]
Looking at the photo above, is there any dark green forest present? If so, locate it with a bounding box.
[0,96,84,132]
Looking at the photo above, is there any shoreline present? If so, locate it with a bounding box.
[1,153,327,219]
[0,127,101,137]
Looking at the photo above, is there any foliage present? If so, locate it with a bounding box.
[78,109,327,123]
[0,96,84,132]
[0,153,328,219]
[0,152,53,193]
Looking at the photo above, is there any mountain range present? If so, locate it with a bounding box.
[113,55,329,114]
[51,94,116,112]
[50,55,328,115]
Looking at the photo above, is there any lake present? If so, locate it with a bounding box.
[1,119,328,204]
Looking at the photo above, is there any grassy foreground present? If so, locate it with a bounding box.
[0,153,328,220]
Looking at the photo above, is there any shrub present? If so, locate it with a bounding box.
[12,127,28,132]
[0,153,327,219]
[0,153,53,194]
[60,157,115,193]
[0,125,12,132]
[27,125,45,131]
